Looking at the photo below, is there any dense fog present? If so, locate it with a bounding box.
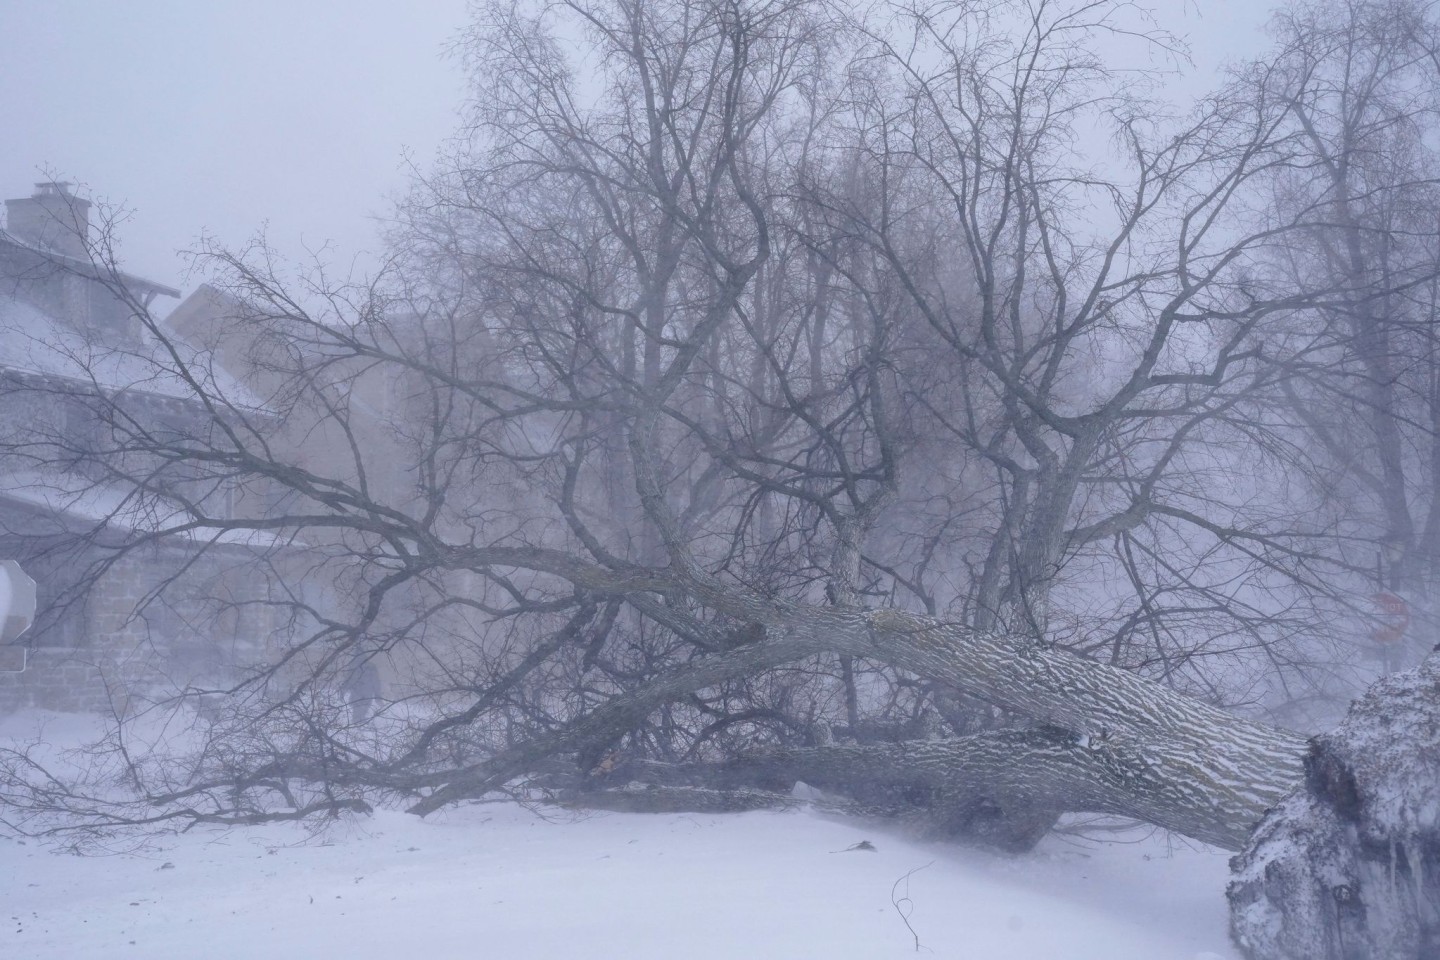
[5,2,1440,957]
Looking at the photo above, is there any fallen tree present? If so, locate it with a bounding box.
[10,5,1440,960]
[1,0,1406,861]
[580,728,1280,852]
[404,598,1306,854]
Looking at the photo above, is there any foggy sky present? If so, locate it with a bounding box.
[2,0,1272,297]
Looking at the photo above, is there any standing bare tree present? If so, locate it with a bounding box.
[1256,0,1440,656]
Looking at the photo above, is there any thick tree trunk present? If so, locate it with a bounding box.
[584,727,1270,850]
[410,602,1307,851]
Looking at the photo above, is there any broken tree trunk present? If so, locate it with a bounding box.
[409,602,1308,852]
[1228,652,1440,959]
[583,727,1282,851]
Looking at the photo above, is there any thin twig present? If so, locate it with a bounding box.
[891,861,934,953]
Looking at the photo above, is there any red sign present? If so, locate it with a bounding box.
[1371,591,1410,645]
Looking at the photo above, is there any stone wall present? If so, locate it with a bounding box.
[0,533,308,716]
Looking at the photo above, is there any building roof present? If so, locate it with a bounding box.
[0,227,181,299]
[0,469,291,548]
[0,293,266,410]
[0,211,267,405]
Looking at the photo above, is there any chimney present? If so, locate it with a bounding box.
[4,181,91,259]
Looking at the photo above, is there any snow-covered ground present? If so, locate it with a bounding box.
[1,713,1240,959]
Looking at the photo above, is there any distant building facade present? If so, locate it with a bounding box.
[0,182,297,714]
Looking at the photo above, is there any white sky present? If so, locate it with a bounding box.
[1,0,1276,296]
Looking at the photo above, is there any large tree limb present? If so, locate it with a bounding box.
[597,729,1274,851]
[408,597,1307,847]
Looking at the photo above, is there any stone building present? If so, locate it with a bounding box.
[162,282,419,710]
[0,182,300,714]
[162,273,510,712]
[0,183,508,718]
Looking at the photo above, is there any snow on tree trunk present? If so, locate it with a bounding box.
[1228,653,1440,959]
[412,604,1307,850]
[588,730,1279,851]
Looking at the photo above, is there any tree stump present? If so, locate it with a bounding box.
[1228,655,1440,959]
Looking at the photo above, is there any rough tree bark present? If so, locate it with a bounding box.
[589,727,1264,851]
[407,596,1307,853]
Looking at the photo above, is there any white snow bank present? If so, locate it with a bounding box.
[0,713,1239,959]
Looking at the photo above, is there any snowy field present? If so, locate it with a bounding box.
[1,714,1239,960]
